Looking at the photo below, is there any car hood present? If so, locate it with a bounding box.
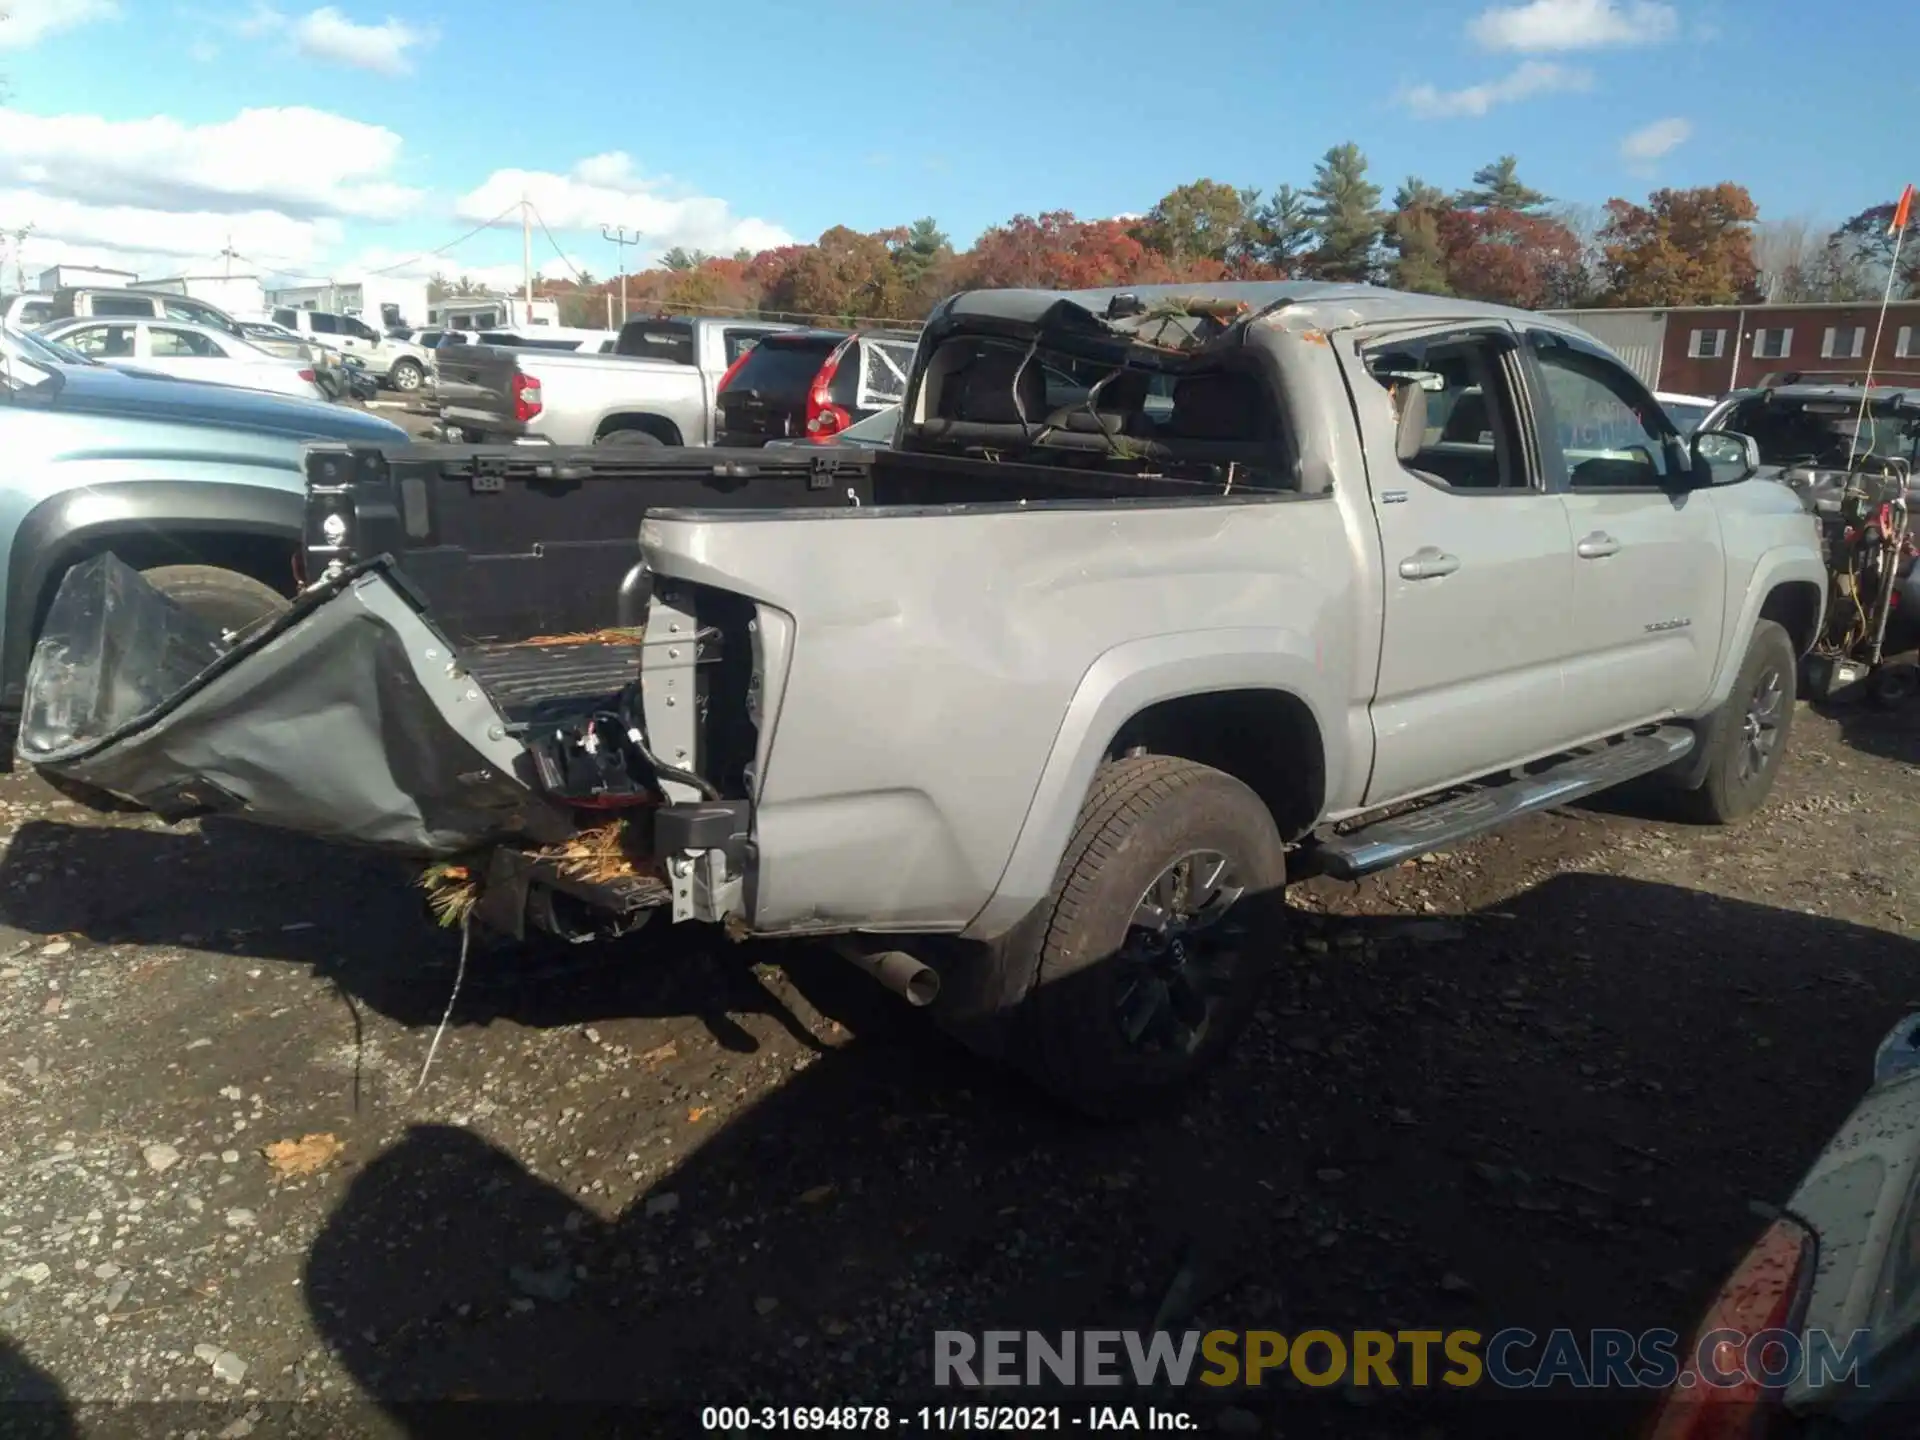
[31,362,406,442]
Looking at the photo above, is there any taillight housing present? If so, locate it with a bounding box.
[298,368,316,382]
[512,372,542,423]
[1645,1216,1816,1440]
[804,344,852,440]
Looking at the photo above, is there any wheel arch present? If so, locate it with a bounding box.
[2,481,304,716]
[960,632,1338,943]
[593,411,683,446]
[1702,549,1829,712]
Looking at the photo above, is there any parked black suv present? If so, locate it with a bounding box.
[714,328,918,446]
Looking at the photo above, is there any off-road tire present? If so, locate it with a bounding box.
[596,428,663,447]
[978,755,1288,1119]
[138,564,289,640]
[388,358,425,393]
[1677,619,1797,825]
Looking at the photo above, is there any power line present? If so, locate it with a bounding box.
[527,202,588,285]
[362,200,527,277]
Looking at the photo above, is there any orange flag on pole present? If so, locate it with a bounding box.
[1893,184,1915,235]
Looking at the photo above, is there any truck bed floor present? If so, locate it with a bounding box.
[461,639,645,727]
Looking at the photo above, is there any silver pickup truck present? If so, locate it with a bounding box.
[17,281,1826,1114]
[435,314,796,448]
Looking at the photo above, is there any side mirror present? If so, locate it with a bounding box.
[1685,429,1759,489]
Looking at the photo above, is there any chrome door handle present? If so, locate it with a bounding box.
[1576,531,1621,559]
[1398,547,1461,580]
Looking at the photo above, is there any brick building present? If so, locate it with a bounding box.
[1545,300,1920,397]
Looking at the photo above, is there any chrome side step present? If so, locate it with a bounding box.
[1312,726,1696,881]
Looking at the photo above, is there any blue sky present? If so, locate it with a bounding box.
[3,0,1917,292]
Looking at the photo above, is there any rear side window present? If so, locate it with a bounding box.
[728,335,842,397]
[617,320,695,364]
[19,299,51,326]
[149,327,223,358]
[62,324,136,357]
[90,294,157,318]
[722,327,773,366]
[858,338,914,408]
[307,312,341,335]
[273,309,299,328]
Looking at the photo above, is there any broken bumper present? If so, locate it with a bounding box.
[15,552,575,857]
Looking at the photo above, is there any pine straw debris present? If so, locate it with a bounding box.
[417,821,656,927]
[517,626,647,647]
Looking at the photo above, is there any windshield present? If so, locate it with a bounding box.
[1663,400,1712,436]
[1722,394,1920,469]
[4,323,90,367]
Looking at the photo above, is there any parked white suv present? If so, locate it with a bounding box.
[270,309,433,393]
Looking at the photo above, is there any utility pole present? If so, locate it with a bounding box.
[220,234,239,279]
[5,223,32,293]
[601,225,639,325]
[521,196,533,323]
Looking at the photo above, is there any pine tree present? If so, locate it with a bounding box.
[1458,156,1549,212]
[1307,144,1383,284]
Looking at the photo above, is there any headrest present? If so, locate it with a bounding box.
[945,349,1048,425]
[1393,384,1429,462]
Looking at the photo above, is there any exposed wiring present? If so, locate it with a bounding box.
[413,910,471,1093]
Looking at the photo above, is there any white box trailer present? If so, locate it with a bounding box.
[141,274,269,321]
[36,264,137,292]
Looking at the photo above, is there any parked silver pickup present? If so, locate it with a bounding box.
[435,314,796,448]
[19,281,1827,1114]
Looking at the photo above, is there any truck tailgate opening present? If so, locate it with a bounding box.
[15,552,575,856]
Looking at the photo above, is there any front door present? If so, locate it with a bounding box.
[1350,323,1579,804]
[1523,330,1728,731]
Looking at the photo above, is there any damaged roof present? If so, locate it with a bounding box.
[932,281,1583,342]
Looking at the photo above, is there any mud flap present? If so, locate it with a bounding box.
[14,553,573,856]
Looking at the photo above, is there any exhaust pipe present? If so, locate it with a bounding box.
[834,939,941,1007]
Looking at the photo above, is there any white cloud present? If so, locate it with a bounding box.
[453,152,792,264]
[1621,116,1692,164]
[1470,0,1678,51]
[1401,61,1593,118]
[292,7,433,75]
[3,191,344,281]
[0,0,120,49]
[0,106,421,220]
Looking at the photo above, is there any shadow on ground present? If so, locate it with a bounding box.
[0,1336,74,1438]
[0,816,886,1054]
[290,874,1918,1439]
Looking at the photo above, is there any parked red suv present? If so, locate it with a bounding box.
[713,328,918,446]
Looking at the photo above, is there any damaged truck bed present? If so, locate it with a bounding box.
[15,280,1823,1113]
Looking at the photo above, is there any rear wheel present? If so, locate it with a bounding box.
[957,755,1287,1118]
[596,428,663,447]
[138,564,290,641]
[1678,619,1796,824]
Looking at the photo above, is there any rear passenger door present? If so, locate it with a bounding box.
[1353,323,1579,803]
[1521,328,1728,728]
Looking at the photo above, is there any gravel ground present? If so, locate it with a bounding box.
[0,701,1915,1437]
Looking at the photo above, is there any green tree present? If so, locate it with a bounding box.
[894,217,952,287]
[660,247,711,272]
[1393,177,1451,213]
[1247,184,1318,273]
[1136,179,1257,267]
[1458,156,1549,212]
[1307,143,1383,283]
